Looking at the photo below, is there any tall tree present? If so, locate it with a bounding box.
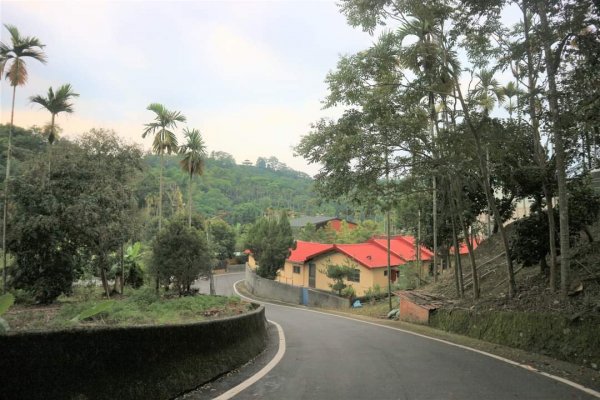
[29,84,79,146]
[142,103,185,232]
[0,24,46,294]
[29,83,79,175]
[178,128,206,228]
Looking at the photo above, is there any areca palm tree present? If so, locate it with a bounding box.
[397,8,450,285]
[142,103,186,232]
[0,24,46,293]
[471,68,506,115]
[30,84,79,176]
[30,84,79,146]
[178,128,207,228]
[502,81,524,121]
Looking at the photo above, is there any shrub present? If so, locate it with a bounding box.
[150,221,210,295]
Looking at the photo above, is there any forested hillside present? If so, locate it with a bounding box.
[0,124,359,226]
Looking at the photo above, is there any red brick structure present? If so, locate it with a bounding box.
[395,291,445,324]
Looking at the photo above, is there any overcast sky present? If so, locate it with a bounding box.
[1,0,376,175]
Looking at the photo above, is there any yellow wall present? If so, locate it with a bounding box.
[247,254,257,270]
[276,261,308,287]
[277,252,400,296]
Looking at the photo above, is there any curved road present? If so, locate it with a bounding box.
[199,272,597,400]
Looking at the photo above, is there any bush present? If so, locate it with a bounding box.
[150,221,210,295]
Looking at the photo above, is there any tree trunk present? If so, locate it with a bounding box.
[188,173,192,228]
[453,76,517,298]
[100,261,110,298]
[536,1,570,299]
[386,209,392,311]
[417,208,422,286]
[583,225,594,243]
[461,218,479,299]
[209,263,215,295]
[451,210,464,298]
[159,151,164,231]
[521,0,558,291]
[2,85,16,294]
[120,242,125,294]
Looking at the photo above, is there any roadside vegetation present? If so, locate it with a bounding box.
[3,287,250,332]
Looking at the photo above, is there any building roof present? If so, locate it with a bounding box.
[335,243,405,269]
[287,240,405,269]
[370,235,433,261]
[450,239,478,255]
[290,216,356,228]
[287,241,335,263]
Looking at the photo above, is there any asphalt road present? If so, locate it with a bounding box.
[198,272,597,400]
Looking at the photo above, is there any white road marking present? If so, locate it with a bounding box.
[212,320,286,400]
[233,279,600,399]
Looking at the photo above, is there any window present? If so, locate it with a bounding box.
[348,268,360,282]
[384,270,388,276]
[293,265,301,274]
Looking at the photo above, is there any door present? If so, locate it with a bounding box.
[308,262,316,288]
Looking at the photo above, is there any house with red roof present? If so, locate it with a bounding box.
[277,239,408,296]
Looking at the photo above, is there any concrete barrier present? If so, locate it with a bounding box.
[245,267,349,308]
[0,305,268,400]
[430,308,600,368]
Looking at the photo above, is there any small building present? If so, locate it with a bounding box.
[395,291,445,324]
[290,216,357,232]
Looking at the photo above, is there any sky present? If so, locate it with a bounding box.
[0,0,377,175]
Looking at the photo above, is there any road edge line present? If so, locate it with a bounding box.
[212,319,286,400]
[233,279,600,399]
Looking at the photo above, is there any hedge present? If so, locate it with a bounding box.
[0,305,267,400]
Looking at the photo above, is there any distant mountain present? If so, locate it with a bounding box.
[142,152,357,225]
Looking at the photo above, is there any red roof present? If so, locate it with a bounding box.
[335,243,404,269]
[287,241,334,263]
[450,239,478,255]
[286,241,404,269]
[370,235,433,261]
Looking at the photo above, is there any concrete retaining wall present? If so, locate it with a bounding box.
[430,308,600,368]
[305,287,350,309]
[245,267,349,308]
[0,305,268,400]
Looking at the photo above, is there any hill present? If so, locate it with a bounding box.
[424,221,600,317]
[0,125,358,225]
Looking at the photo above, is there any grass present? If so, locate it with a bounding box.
[345,296,399,318]
[4,287,252,332]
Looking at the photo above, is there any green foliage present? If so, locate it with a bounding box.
[365,284,382,304]
[245,212,294,279]
[0,293,15,334]
[510,212,553,268]
[71,300,116,322]
[150,220,210,294]
[0,293,15,316]
[297,220,382,244]
[209,218,236,261]
[323,263,356,296]
[143,152,361,225]
[341,285,356,298]
[8,129,143,303]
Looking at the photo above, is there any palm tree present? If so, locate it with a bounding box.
[0,24,46,294]
[30,84,79,145]
[471,68,506,116]
[30,84,79,171]
[503,81,523,121]
[178,128,207,228]
[397,7,451,284]
[142,103,186,232]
